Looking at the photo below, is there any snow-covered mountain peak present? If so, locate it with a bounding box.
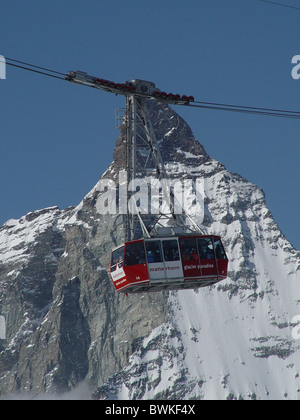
[0,101,299,400]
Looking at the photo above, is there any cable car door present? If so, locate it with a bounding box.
[162,239,184,280]
[110,246,127,291]
[123,240,148,285]
[145,239,165,280]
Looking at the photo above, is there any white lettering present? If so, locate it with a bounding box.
[291,315,300,340]
[128,178,149,215]
[118,170,128,214]
[94,171,205,218]
[0,55,6,80]
[95,178,117,214]
[291,55,300,80]
[201,263,214,269]
[0,315,5,340]
[149,404,196,415]
[105,404,139,417]
[116,278,127,286]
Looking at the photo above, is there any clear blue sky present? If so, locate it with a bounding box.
[0,0,299,250]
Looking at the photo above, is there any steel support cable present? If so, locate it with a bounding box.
[5,61,66,81]
[193,99,300,116]
[187,102,300,120]
[5,56,66,76]
[258,0,300,11]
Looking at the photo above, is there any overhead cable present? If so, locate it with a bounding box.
[4,56,66,81]
[4,55,300,120]
[186,100,300,120]
[258,0,300,11]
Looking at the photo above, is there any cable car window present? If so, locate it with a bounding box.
[197,237,215,259]
[180,238,199,261]
[145,240,163,263]
[124,241,146,266]
[162,240,180,262]
[111,246,124,272]
[213,238,227,260]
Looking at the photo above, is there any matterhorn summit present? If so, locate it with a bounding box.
[0,100,299,400]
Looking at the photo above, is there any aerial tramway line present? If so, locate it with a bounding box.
[6,56,300,293]
[5,57,300,292]
[22,56,300,293]
[63,70,228,293]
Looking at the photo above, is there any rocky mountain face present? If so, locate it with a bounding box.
[0,101,299,400]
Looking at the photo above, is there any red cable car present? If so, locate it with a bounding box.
[110,235,228,293]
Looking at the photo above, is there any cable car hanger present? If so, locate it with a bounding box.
[62,71,230,293]
[4,56,300,118]
[16,58,300,292]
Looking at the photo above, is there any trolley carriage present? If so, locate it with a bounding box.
[64,74,229,293]
[110,235,228,293]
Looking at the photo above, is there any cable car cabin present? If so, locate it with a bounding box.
[110,235,228,293]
